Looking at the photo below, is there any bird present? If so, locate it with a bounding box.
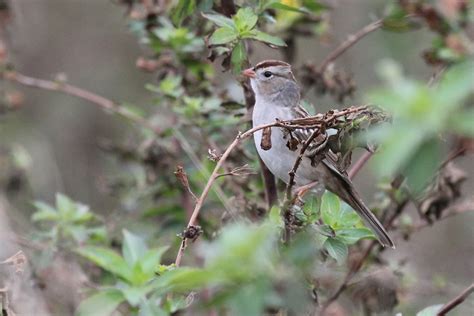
[242,60,395,248]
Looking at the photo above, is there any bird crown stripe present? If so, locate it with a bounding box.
[254,60,291,70]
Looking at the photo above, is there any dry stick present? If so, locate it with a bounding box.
[174,122,281,266]
[437,283,474,316]
[318,18,383,72]
[4,71,159,133]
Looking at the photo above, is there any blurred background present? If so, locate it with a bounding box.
[0,0,473,315]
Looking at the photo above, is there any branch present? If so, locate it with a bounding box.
[318,19,383,72]
[348,150,374,180]
[437,283,474,316]
[174,106,374,265]
[3,71,160,134]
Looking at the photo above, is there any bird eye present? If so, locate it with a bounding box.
[263,71,273,78]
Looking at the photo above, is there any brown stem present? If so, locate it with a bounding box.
[318,19,383,72]
[437,283,474,316]
[3,71,160,134]
[348,150,374,180]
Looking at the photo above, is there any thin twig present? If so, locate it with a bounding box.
[174,122,279,266]
[3,71,159,133]
[318,19,383,72]
[437,283,474,316]
[348,150,374,180]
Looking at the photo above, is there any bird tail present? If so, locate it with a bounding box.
[323,161,395,248]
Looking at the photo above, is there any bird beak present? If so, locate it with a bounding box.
[242,67,256,78]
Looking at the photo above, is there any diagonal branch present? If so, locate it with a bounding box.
[318,18,383,72]
[437,283,474,316]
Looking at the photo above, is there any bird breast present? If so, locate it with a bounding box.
[252,101,322,186]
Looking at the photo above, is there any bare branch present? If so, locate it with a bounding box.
[3,71,160,134]
[348,150,375,180]
[437,283,474,316]
[318,19,383,72]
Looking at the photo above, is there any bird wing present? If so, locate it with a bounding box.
[287,103,335,164]
[286,103,394,247]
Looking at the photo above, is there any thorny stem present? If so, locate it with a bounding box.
[437,283,474,316]
[318,19,383,72]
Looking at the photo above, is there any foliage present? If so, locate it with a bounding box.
[1,0,473,315]
[31,193,106,246]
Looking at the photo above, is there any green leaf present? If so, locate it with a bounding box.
[140,247,169,276]
[201,12,236,29]
[76,246,132,282]
[451,108,474,136]
[32,202,59,222]
[436,60,474,110]
[268,205,283,227]
[233,7,258,33]
[416,304,444,316]
[231,41,246,74]
[302,0,329,12]
[56,193,75,216]
[247,30,286,46]
[122,230,148,267]
[321,191,341,228]
[269,2,309,14]
[209,27,238,45]
[323,237,348,264]
[337,228,375,244]
[76,289,124,316]
[171,0,196,26]
[402,139,440,194]
[382,6,422,32]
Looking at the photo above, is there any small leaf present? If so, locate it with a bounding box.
[171,0,196,26]
[32,202,59,222]
[76,246,132,282]
[451,108,474,136]
[122,230,148,267]
[56,193,75,216]
[337,228,375,244]
[209,27,238,45]
[268,206,283,227]
[321,191,341,228]
[269,2,309,14]
[323,237,348,264]
[231,41,246,74]
[140,246,169,276]
[201,12,236,29]
[247,30,286,46]
[233,7,258,33]
[76,289,124,316]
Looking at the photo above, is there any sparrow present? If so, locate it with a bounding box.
[242,60,394,248]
